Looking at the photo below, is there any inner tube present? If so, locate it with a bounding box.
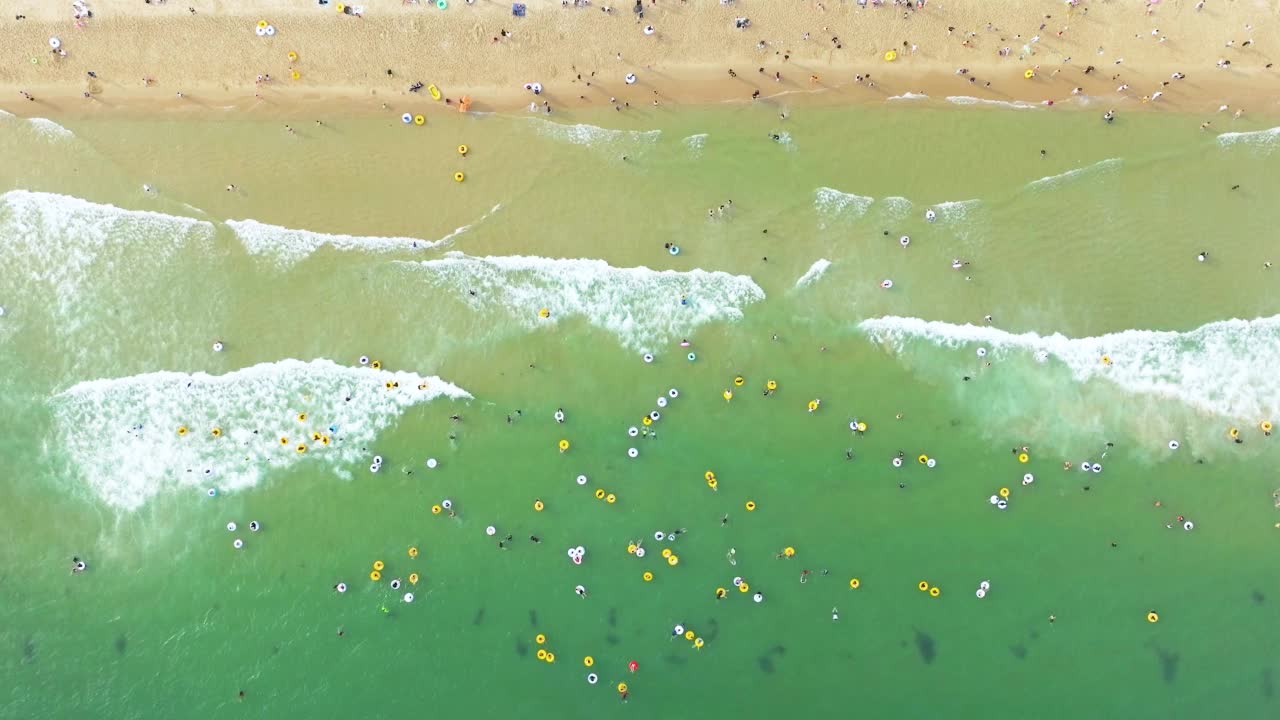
[1168,440,1180,450]
[401,113,413,124]
[576,474,588,485]
[668,245,680,255]
[627,447,639,458]
[643,353,654,363]
[627,426,638,437]
[668,388,679,398]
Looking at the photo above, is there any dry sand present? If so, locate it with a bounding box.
[1,0,1278,118]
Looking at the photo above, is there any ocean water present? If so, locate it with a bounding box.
[2,103,1279,719]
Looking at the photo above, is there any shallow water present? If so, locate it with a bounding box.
[1,103,1278,719]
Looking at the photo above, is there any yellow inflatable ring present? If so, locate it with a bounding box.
[533,499,544,512]
[458,144,468,156]
[715,587,727,598]
[884,50,897,62]
[642,571,654,582]
[535,633,546,645]
[594,488,606,499]
[538,307,550,319]
[413,114,425,126]
[617,682,628,694]
[291,70,301,81]
[1147,611,1159,623]
[409,572,419,585]
[684,630,695,640]
[999,487,1010,498]
[918,454,929,464]
[733,376,745,387]
[738,582,750,592]
[918,581,929,591]
[431,504,442,514]
[210,427,221,437]
[723,389,733,401]
[642,416,652,426]
[1261,421,1273,433]
[287,51,298,61]
[336,3,346,11]
[177,426,188,436]
[257,20,268,29]
[373,560,385,571]
[297,412,307,422]
[545,652,556,663]
[558,439,570,452]
[1229,427,1240,439]
[320,435,330,446]
[279,436,289,445]
[296,444,307,454]
[408,546,419,558]
[929,586,940,597]
[584,656,594,667]
[783,546,795,557]
[857,422,868,432]
[745,500,756,511]
[454,172,465,183]
[767,380,777,391]
[849,578,860,589]
[707,478,717,489]
[536,648,547,660]
[606,493,617,504]
[627,543,637,554]
[1101,355,1112,365]
[705,471,716,481]
[370,570,381,581]
[808,400,819,411]
[371,360,382,369]
[661,548,673,559]
[1024,69,1036,79]
[667,554,679,566]
[1018,452,1029,463]
[694,637,705,648]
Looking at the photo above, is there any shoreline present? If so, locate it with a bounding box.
[3,1,1279,119]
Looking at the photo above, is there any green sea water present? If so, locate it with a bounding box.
[1,101,1279,719]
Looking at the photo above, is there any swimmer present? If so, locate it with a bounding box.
[71,557,87,574]
[726,547,737,566]
[832,607,839,621]
[575,584,588,598]
[1197,251,1208,262]
[1103,109,1115,124]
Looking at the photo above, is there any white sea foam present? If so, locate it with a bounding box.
[528,118,661,148]
[682,133,709,154]
[1026,157,1121,190]
[932,199,981,223]
[793,259,832,289]
[27,117,74,140]
[946,96,1040,110]
[882,196,913,218]
[398,252,765,351]
[1216,126,1280,151]
[0,109,14,118]
[814,187,874,220]
[227,204,500,268]
[860,315,1280,421]
[888,92,929,102]
[49,359,471,510]
[0,191,214,327]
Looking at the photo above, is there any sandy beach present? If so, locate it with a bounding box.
[3,0,1278,117]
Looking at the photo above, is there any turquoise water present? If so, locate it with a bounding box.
[1,103,1279,719]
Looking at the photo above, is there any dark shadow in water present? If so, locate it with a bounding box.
[608,607,618,628]
[514,640,529,658]
[472,608,486,626]
[758,656,775,674]
[528,609,538,627]
[914,630,936,664]
[605,633,620,646]
[22,637,36,664]
[1153,647,1179,684]
[114,634,127,656]
[1009,643,1027,660]
[702,618,720,643]
[1252,590,1266,605]
[1261,668,1273,699]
